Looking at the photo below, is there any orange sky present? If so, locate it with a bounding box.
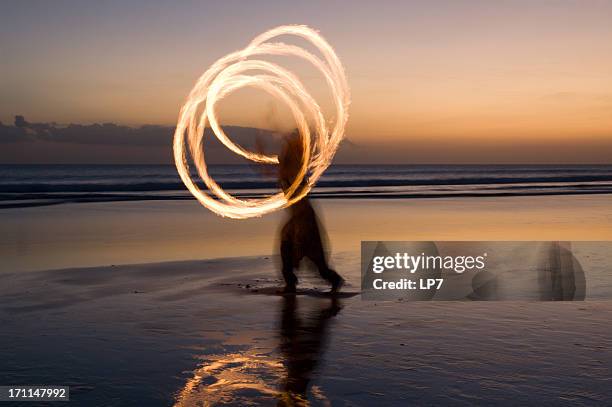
[1,1,611,163]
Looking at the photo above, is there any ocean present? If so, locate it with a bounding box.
[1,164,612,208]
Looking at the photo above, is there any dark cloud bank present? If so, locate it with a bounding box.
[1,116,611,164]
[0,116,286,164]
[0,116,361,165]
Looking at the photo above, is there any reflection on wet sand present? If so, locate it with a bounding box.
[278,296,341,406]
[173,350,284,406]
[173,296,341,406]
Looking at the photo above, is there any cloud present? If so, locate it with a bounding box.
[7,115,609,165]
[0,115,274,147]
[0,116,359,164]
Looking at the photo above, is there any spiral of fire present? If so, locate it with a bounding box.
[173,25,350,219]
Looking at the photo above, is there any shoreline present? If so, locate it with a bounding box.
[2,189,612,210]
[2,195,612,274]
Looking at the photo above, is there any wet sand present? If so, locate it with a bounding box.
[1,195,612,273]
[1,254,611,406]
[1,196,612,405]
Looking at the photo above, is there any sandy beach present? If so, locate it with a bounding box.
[2,195,612,273]
[1,253,612,405]
[1,196,612,405]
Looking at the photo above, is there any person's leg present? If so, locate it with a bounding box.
[308,247,343,291]
[280,237,298,292]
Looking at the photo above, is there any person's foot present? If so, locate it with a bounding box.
[280,284,296,294]
[331,276,344,294]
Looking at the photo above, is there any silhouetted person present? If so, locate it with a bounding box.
[278,130,344,294]
[277,295,342,405]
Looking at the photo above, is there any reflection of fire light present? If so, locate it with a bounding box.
[173,350,327,406]
[173,25,350,219]
[173,352,284,406]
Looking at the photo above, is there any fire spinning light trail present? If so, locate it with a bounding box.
[173,25,350,219]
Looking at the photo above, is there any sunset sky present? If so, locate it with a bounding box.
[1,0,611,163]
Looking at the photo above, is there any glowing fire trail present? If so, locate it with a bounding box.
[173,25,350,219]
